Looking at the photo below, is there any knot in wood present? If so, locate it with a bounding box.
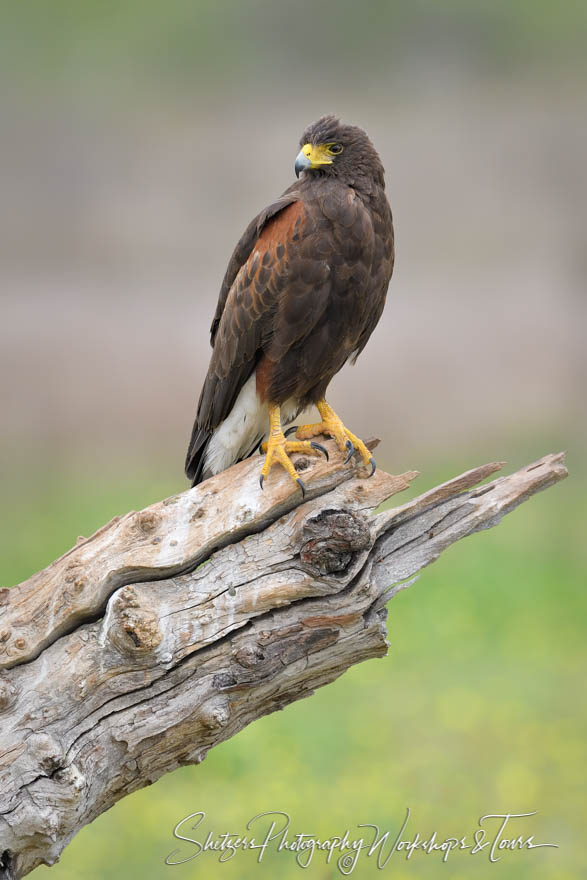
[138,510,159,533]
[54,763,86,795]
[299,508,371,576]
[120,610,162,652]
[108,591,162,654]
[199,699,230,730]
[29,732,64,773]
[0,679,17,711]
[64,563,83,584]
[213,672,237,689]
[234,644,265,668]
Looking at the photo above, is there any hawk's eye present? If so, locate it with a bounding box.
[327,143,343,155]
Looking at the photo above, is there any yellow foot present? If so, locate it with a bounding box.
[259,409,329,497]
[292,399,376,477]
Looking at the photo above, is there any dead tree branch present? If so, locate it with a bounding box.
[0,445,567,878]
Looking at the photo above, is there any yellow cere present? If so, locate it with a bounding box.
[301,142,339,167]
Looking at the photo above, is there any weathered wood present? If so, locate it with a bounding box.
[0,448,567,879]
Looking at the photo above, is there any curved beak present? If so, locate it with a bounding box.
[295,149,312,178]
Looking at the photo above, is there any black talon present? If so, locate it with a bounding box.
[285,425,299,437]
[259,474,264,490]
[296,478,306,498]
[310,441,329,461]
[368,457,376,477]
[344,439,355,464]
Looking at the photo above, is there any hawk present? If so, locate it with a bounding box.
[185,115,394,494]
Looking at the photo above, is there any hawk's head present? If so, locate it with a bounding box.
[295,115,385,188]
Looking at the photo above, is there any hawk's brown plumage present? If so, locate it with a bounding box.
[185,116,394,486]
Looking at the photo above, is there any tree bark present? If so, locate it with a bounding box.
[0,444,568,878]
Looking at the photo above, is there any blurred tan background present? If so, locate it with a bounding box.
[1,2,585,879]
[1,1,585,489]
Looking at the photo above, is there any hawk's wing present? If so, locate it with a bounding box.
[209,188,299,345]
[185,192,333,484]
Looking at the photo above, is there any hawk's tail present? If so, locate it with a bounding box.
[185,424,212,487]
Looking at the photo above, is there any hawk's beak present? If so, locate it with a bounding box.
[295,143,333,178]
[295,150,311,178]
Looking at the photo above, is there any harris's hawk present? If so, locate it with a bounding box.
[185,115,394,494]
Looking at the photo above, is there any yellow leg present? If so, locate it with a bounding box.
[295,399,376,476]
[259,403,328,496]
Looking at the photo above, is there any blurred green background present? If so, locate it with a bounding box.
[1,1,585,878]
